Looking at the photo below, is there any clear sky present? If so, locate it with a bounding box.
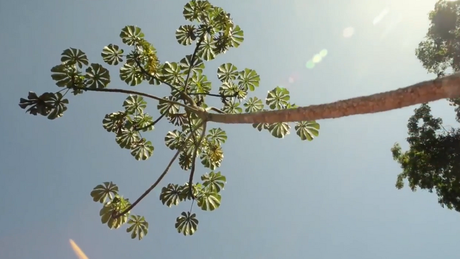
[1,0,459,258]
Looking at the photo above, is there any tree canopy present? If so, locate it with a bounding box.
[392,0,460,212]
[18,0,460,239]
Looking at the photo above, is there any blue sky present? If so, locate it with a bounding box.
[1,0,460,258]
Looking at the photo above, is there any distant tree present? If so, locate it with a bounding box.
[392,0,460,212]
[18,0,460,239]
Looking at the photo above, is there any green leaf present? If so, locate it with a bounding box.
[268,122,291,138]
[161,62,184,85]
[130,139,153,160]
[196,191,221,211]
[123,95,147,114]
[244,97,264,113]
[100,195,130,229]
[102,111,126,133]
[200,144,223,170]
[116,129,140,149]
[165,130,184,150]
[295,121,320,141]
[61,48,89,68]
[266,87,290,110]
[85,63,110,89]
[175,211,199,236]
[45,92,69,120]
[90,182,119,203]
[229,25,244,48]
[183,0,211,22]
[179,55,205,75]
[201,171,226,192]
[120,62,143,86]
[189,71,211,95]
[120,25,145,46]
[101,44,124,65]
[252,122,268,131]
[238,68,259,91]
[133,113,154,132]
[160,184,183,207]
[157,97,180,116]
[126,215,149,240]
[217,63,238,82]
[222,99,242,114]
[50,64,78,88]
[176,25,196,46]
[179,152,193,171]
[197,35,216,61]
[207,128,227,145]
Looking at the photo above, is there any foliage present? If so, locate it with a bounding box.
[18,0,320,239]
[393,0,460,212]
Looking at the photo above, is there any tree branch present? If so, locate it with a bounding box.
[73,86,196,112]
[204,72,460,124]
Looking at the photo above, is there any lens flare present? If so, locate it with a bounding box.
[343,27,354,38]
[69,239,89,259]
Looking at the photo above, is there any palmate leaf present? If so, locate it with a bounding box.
[85,63,110,89]
[120,25,145,46]
[207,128,227,145]
[238,68,259,91]
[217,63,238,82]
[20,92,69,119]
[196,191,221,211]
[102,44,124,65]
[182,0,211,22]
[164,130,184,150]
[100,195,130,229]
[197,35,216,61]
[162,62,184,85]
[179,152,193,171]
[159,184,183,207]
[201,171,226,192]
[168,113,189,127]
[157,97,180,116]
[229,25,244,48]
[189,71,212,95]
[120,62,143,86]
[295,121,320,141]
[266,87,290,110]
[133,113,154,132]
[268,122,291,138]
[116,129,140,149]
[200,145,223,170]
[176,25,196,46]
[180,55,205,75]
[102,111,126,133]
[90,182,119,203]
[244,97,264,113]
[126,215,149,240]
[222,100,242,114]
[50,64,79,87]
[123,95,147,114]
[61,48,89,68]
[130,139,154,160]
[175,211,199,236]
[253,122,268,131]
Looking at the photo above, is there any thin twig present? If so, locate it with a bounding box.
[183,35,205,94]
[188,121,207,199]
[72,86,196,111]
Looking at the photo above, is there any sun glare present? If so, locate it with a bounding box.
[69,239,89,259]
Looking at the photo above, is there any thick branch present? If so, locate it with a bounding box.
[204,72,460,124]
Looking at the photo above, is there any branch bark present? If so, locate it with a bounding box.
[203,72,460,124]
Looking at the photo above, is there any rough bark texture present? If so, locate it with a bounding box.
[205,72,460,124]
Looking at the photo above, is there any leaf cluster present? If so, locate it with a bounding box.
[18,0,321,239]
